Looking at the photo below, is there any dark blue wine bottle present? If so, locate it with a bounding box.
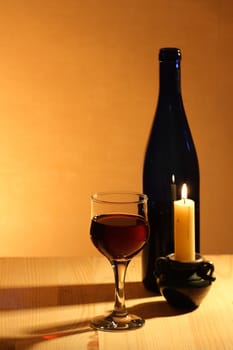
[142,48,200,292]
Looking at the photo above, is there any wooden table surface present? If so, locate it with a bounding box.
[0,254,232,349]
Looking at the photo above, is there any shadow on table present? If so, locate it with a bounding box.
[0,281,154,310]
[0,283,193,349]
[0,300,191,350]
[0,319,94,350]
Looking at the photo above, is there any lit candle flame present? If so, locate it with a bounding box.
[172,174,175,184]
[181,183,187,201]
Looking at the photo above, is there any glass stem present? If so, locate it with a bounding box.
[111,260,130,318]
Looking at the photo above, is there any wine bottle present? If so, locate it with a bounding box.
[142,48,200,292]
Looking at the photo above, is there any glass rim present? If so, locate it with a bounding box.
[91,191,148,205]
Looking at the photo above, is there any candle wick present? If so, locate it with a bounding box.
[183,198,186,204]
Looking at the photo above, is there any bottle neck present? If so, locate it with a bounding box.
[159,60,181,96]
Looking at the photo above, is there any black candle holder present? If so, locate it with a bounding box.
[155,253,216,310]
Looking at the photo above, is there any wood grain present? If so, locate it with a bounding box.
[0,255,232,349]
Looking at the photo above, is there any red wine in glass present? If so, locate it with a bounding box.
[91,214,149,261]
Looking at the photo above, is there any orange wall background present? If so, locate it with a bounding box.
[0,0,232,256]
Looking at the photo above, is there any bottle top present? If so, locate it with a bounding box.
[159,48,181,61]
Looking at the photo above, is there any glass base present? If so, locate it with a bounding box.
[90,313,145,331]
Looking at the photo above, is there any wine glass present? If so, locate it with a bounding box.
[90,192,149,331]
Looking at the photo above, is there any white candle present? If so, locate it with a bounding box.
[174,184,195,261]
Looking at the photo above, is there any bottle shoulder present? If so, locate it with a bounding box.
[148,105,193,143]
[155,94,187,120]
[144,100,199,170]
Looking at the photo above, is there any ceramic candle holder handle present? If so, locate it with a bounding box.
[197,260,215,282]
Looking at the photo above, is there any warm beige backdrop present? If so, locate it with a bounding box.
[0,0,232,256]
